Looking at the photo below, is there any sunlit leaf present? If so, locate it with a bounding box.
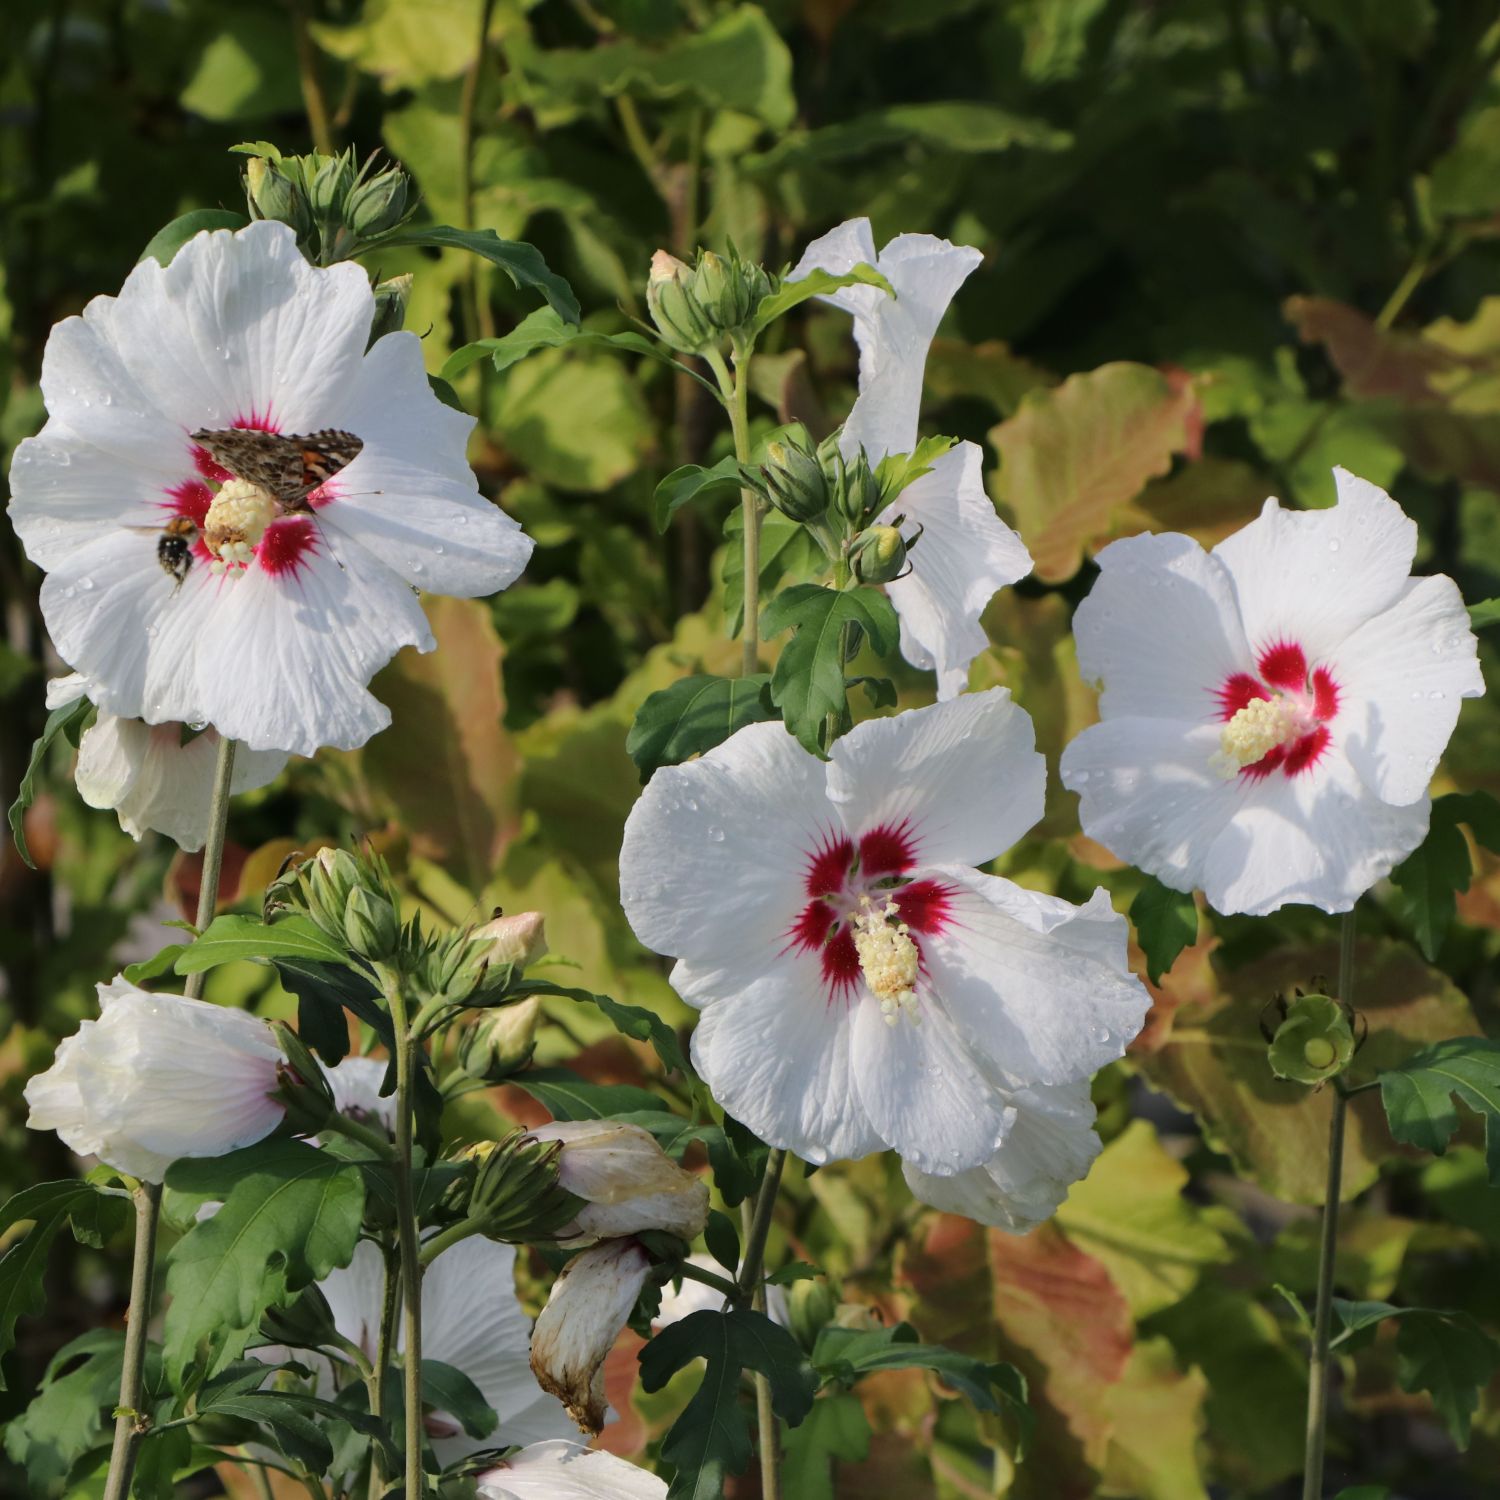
[626,673,777,780]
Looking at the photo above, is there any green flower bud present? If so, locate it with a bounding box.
[829,447,885,530]
[245,156,312,239]
[367,273,412,347]
[344,166,409,239]
[849,524,909,584]
[458,995,542,1081]
[303,847,362,943]
[270,1020,335,1136]
[1267,993,1356,1085]
[762,438,830,524]
[344,885,400,963]
[461,1132,583,1242]
[786,1277,839,1353]
[647,250,717,354]
[308,151,356,227]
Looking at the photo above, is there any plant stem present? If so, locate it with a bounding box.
[703,343,761,673]
[102,735,238,1500]
[458,0,498,343]
[738,1148,787,1500]
[678,1260,741,1301]
[386,975,426,1498]
[1302,907,1358,1500]
[289,0,335,156]
[418,1217,479,1268]
[367,1240,401,1499]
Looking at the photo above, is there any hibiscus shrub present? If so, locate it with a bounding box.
[4,4,1500,1500]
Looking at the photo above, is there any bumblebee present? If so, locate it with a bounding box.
[156,515,197,588]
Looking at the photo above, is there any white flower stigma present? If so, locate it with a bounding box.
[204,478,275,576]
[851,895,921,1026]
[1209,696,1299,779]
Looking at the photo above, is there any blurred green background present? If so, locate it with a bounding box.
[4,1,1500,1495]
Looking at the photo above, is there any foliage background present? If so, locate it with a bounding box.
[3,0,1500,1495]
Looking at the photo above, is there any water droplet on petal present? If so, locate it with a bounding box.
[707,826,725,843]
[1328,538,1341,552]
[1429,690,1444,700]
[79,577,94,591]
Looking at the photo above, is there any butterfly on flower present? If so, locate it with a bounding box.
[191,427,364,511]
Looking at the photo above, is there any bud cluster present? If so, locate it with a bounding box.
[242,145,413,266]
[647,246,772,353]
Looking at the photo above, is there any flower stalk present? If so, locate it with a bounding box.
[737,1147,787,1500]
[1302,907,1358,1500]
[703,341,761,675]
[367,1241,401,1500]
[101,734,237,1500]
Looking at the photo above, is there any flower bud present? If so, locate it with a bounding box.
[308,151,356,228]
[849,524,909,584]
[367,273,412,347]
[531,1238,652,1434]
[303,847,362,941]
[345,166,409,239]
[245,156,312,239]
[830,1300,884,1333]
[1267,992,1356,1085]
[23,979,286,1182]
[452,911,548,1007]
[528,1120,709,1247]
[829,447,884,529]
[464,1131,583,1242]
[786,1276,839,1353]
[344,885,400,963]
[270,1020,336,1136]
[646,250,716,354]
[458,996,542,1081]
[762,438,830,524]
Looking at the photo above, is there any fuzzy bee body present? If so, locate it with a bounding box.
[155,514,197,589]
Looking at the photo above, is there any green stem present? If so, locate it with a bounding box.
[320,1109,396,1159]
[1302,907,1358,1500]
[418,1217,481,1269]
[458,0,498,344]
[101,734,237,1500]
[704,343,761,673]
[737,1148,787,1500]
[678,1259,741,1302]
[367,1240,401,1500]
[289,0,335,156]
[386,975,426,1498]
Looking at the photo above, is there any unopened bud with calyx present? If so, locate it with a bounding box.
[647,251,716,354]
[270,1021,336,1136]
[367,273,412,346]
[447,910,548,1007]
[1267,991,1357,1086]
[828,444,885,531]
[646,245,771,353]
[849,522,915,584]
[245,155,312,241]
[762,436,831,524]
[344,162,410,239]
[460,1132,583,1242]
[693,246,771,333]
[344,885,400,963]
[457,995,542,1081]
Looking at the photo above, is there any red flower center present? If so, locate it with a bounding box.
[1214,640,1340,779]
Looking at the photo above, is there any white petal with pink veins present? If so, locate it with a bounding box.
[619,720,832,967]
[1074,530,1253,723]
[882,442,1032,699]
[920,870,1149,1087]
[324,331,533,596]
[903,1080,1101,1233]
[1212,469,1418,662]
[826,689,1044,868]
[1330,573,1485,806]
[684,949,881,1166]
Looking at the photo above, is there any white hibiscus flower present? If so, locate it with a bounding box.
[790,219,1032,698]
[8,220,532,758]
[1059,468,1485,917]
[618,691,1150,1176]
[477,1441,665,1500]
[45,673,287,851]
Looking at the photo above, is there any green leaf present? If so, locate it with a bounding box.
[780,1392,872,1500]
[138,210,249,267]
[510,1067,669,1121]
[366,226,579,323]
[1469,598,1500,629]
[272,956,390,1062]
[174,914,349,975]
[8,696,91,869]
[704,1208,740,1275]
[760,585,901,755]
[874,435,959,502]
[129,1421,193,1499]
[639,1308,817,1500]
[196,1390,334,1472]
[1129,878,1199,984]
[0,1182,117,1385]
[722,507,826,637]
[162,1139,365,1382]
[750,263,896,336]
[421,1359,496,1439]
[1378,1036,1500,1179]
[1390,791,1500,958]
[1395,1309,1500,1448]
[2,1331,122,1486]
[626,674,777,781]
[121,942,189,987]
[653,456,748,533]
[512,978,691,1075]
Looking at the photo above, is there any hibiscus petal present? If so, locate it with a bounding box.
[1330,574,1485,806]
[619,721,832,968]
[902,1080,1100,1232]
[478,1442,666,1500]
[827,689,1044,869]
[1212,469,1418,662]
[1075,530,1252,722]
[325,332,534,595]
[883,443,1032,698]
[683,950,881,1166]
[920,869,1149,1087]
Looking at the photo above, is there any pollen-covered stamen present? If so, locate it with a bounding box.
[204,478,275,577]
[851,895,921,1027]
[1209,696,1304,779]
